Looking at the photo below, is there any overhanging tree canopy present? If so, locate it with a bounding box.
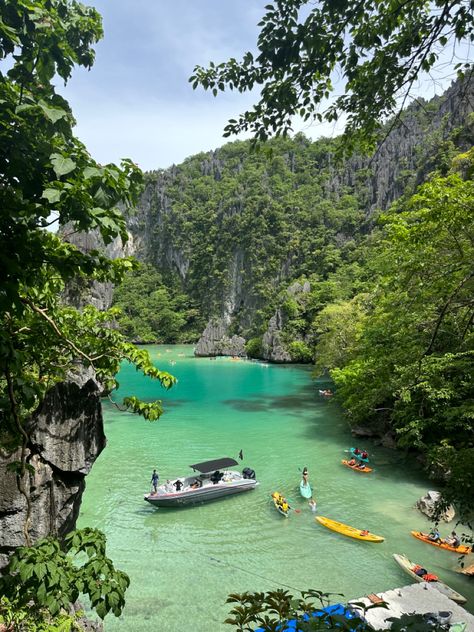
[190,0,474,150]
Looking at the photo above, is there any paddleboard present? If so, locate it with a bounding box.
[300,480,312,498]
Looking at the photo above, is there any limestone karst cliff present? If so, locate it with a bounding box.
[0,367,105,567]
[122,78,474,360]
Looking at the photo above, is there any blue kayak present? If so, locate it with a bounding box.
[350,447,369,463]
[300,480,312,499]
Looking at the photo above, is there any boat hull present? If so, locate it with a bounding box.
[316,516,384,542]
[411,531,472,554]
[145,480,257,507]
[393,553,466,604]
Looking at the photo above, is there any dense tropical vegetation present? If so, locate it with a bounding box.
[1,0,473,629]
[112,263,203,343]
[186,0,474,521]
[121,93,474,520]
[0,0,174,627]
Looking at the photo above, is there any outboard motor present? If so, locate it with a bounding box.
[242,467,256,479]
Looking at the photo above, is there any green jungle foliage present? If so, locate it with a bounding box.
[134,133,370,344]
[314,149,474,520]
[112,263,203,343]
[0,0,175,626]
[0,528,129,625]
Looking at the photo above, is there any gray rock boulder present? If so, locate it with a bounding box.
[416,490,455,522]
[194,318,246,357]
[261,312,292,363]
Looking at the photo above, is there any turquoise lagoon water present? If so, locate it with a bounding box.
[78,345,474,631]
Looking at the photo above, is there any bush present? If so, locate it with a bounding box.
[245,337,263,358]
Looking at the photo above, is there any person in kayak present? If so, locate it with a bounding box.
[445,531,461,547]
[426,527,441,543]
[276,495,290,513]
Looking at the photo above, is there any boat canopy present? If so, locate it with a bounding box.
[190,457,238,473]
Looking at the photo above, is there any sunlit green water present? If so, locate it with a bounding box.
[78,345,474,631]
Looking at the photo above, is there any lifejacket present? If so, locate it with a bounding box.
[422,573,438,582]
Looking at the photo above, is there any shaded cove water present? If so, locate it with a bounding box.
[78,345,474,631]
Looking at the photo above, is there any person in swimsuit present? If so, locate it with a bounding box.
[150,469,159,493]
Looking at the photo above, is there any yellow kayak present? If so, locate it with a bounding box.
[316,516,384,542]
[272,491,290,517]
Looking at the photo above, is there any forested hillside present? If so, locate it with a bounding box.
[116,79,473,357]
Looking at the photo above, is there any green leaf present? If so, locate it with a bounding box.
[39,100,68,124]
[51,153,76,177]
[42,188,62,204]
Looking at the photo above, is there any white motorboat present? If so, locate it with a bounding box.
[144,457,258,507]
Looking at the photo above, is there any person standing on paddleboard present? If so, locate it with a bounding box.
[302,466,309,486]
[301,467,316,510]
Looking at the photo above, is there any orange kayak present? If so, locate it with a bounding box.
[411,531,472,554]
[341,460,373,473]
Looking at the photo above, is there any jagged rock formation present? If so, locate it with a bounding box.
[260,280,312,361]
[125,79,474,359]
[261,311,292,362]
[195,318,246,357]
[0,366,105,567]
[61,227,136,311]
[416,490,455,523]
[336,78,474,212]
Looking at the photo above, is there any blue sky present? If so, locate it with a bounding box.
[61,1,465,172]
[61,1,269,171]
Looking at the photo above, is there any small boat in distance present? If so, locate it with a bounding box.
[318,389,333,397]
[144,458,258,508]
